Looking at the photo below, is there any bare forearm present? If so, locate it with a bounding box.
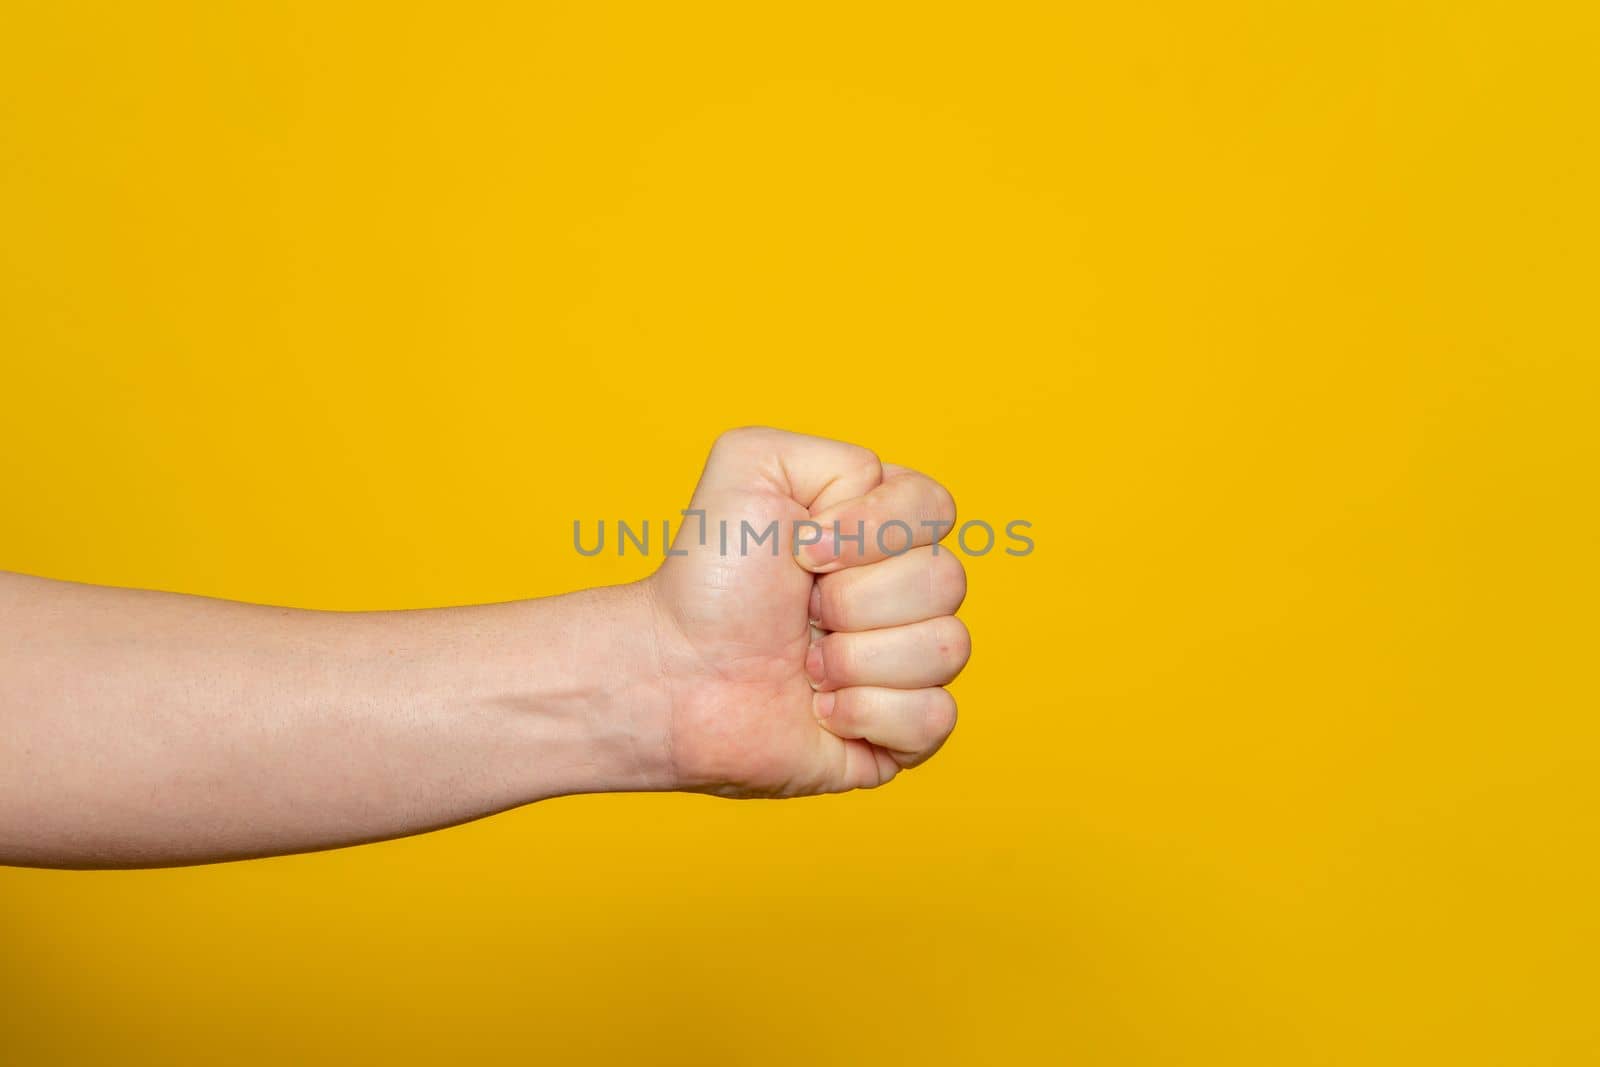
[0,571,672,868]
[0,429,971,868]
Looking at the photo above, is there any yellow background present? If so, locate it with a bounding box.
[2,2,1597,1063]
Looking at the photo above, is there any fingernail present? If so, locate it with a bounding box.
[805,641,827,689]
[808,581,822,622]
[813,690,836,720]
[803,535,836,570]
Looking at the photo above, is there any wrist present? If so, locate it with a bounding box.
[500,581,678,798]
[357,581,679,806]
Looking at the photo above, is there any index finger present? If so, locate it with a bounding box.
[797,465,957,574]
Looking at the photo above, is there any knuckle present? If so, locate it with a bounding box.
[712,426,774,454]
[925,689,958,745]
[850,446,885,487]
[927,479,957,524]
[823,441,882,488]
[936,616,972,676]
[930,550,967,613]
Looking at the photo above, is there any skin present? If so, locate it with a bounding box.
[0,428,970,869]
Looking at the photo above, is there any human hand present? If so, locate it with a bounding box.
[0,428,967,867]
[645,428,970,797]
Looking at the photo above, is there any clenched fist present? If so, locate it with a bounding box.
[0,427,969,867]
[647,428,970,797]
